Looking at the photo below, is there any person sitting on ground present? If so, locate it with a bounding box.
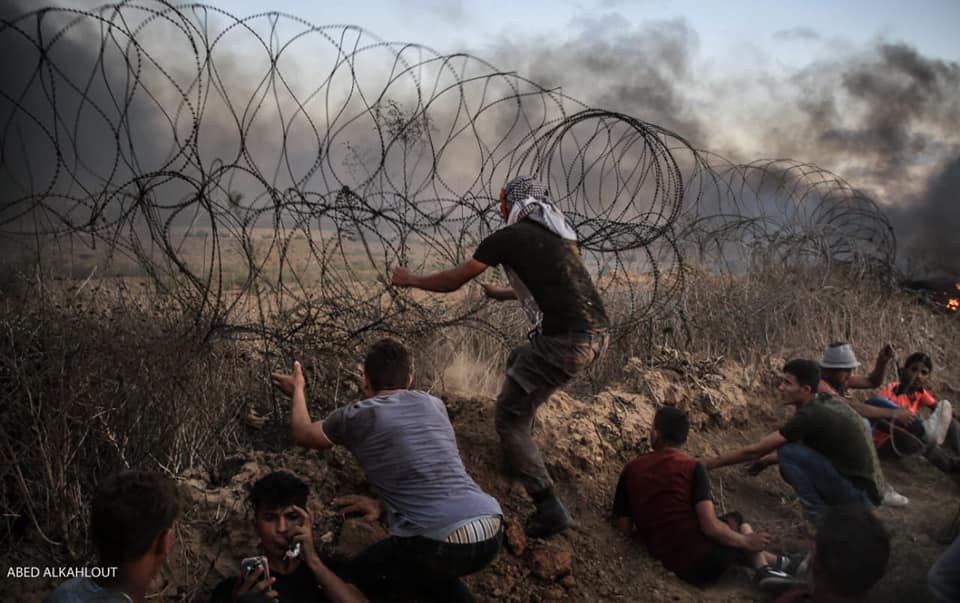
[866,352,958,468]
[390,175,609,538]
[817,342,893,398]
[813,342,915,505]
[704,359,887,520]
[210,471,365,603]
[45,471,179,603]
[818,342,921,432]
[773,504,890,602]
[614,406,802,589]
[271,338,503,603]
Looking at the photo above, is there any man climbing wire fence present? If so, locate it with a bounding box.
[390,175,609,538]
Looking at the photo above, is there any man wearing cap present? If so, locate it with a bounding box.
[817,342,893,398]
[821,344,956,476]
[751,343,909,507]
[818,343,949,433]
[390,175,609,538]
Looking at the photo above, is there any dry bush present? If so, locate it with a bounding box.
[413,325,509,398]
[411,266,960,397]
[3,258,958,590]
[0,275,255,564]
[266,260,960,409]
[668,265,960,386]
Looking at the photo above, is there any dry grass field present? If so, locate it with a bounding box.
[1,236,959,602]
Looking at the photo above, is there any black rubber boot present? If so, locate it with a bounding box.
[524,495,573,538]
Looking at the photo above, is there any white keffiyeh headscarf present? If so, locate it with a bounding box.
[500,176,577,330]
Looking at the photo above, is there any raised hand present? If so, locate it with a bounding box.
[287,505,318,562]
[271,360,305,398]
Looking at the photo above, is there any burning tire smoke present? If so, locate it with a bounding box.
[0,2,908,348]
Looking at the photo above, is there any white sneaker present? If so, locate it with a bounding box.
[922,400,953,446]
[882,486,909,507]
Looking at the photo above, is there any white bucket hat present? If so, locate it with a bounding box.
[820,343,861,369]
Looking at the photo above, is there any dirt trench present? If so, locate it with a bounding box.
[15,355,960,602]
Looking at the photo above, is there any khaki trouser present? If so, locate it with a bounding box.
[494,330,608,495]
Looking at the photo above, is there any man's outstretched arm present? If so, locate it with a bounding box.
[703,431,787,470]
[271,361,334,450]
[391,259,487,292]
[847,399,914,423]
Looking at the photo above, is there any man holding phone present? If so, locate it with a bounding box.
[210,471,365,603]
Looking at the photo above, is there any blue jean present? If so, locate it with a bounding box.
[929,535,960,602]
[863,395,920,427]
[778,443,873,519]
[864,395,899,415]
[865,396,927,452]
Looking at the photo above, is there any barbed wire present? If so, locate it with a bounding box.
[0,1,897,351]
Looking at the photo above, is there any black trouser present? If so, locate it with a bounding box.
[679,512,749,587]
[338,528,502,602]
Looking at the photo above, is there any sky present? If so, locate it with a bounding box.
[2,0,959,272]
[50,0,960,69]
[206,0,960,189]
[218,0,960,68]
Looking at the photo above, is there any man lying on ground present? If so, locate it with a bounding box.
[271,338,503,603]
[45,471,179,603]
[774,505,890,603]
[209,471,364,603]
[704,359,887,520]
[614,406,802,589]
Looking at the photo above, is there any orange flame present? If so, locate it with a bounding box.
[949,283,960,311]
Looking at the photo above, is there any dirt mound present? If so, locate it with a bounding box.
[15,354,960,602]
[163,354,796,602]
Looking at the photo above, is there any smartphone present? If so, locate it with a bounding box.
[240,556,269,581]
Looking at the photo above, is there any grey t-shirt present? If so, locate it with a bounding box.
[45,578,131,603]
[322,390,502,537]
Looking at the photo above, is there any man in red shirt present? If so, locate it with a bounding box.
[614,406,800,588]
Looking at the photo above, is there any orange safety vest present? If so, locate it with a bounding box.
[877,382,936,414]
[871,382,936,449]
